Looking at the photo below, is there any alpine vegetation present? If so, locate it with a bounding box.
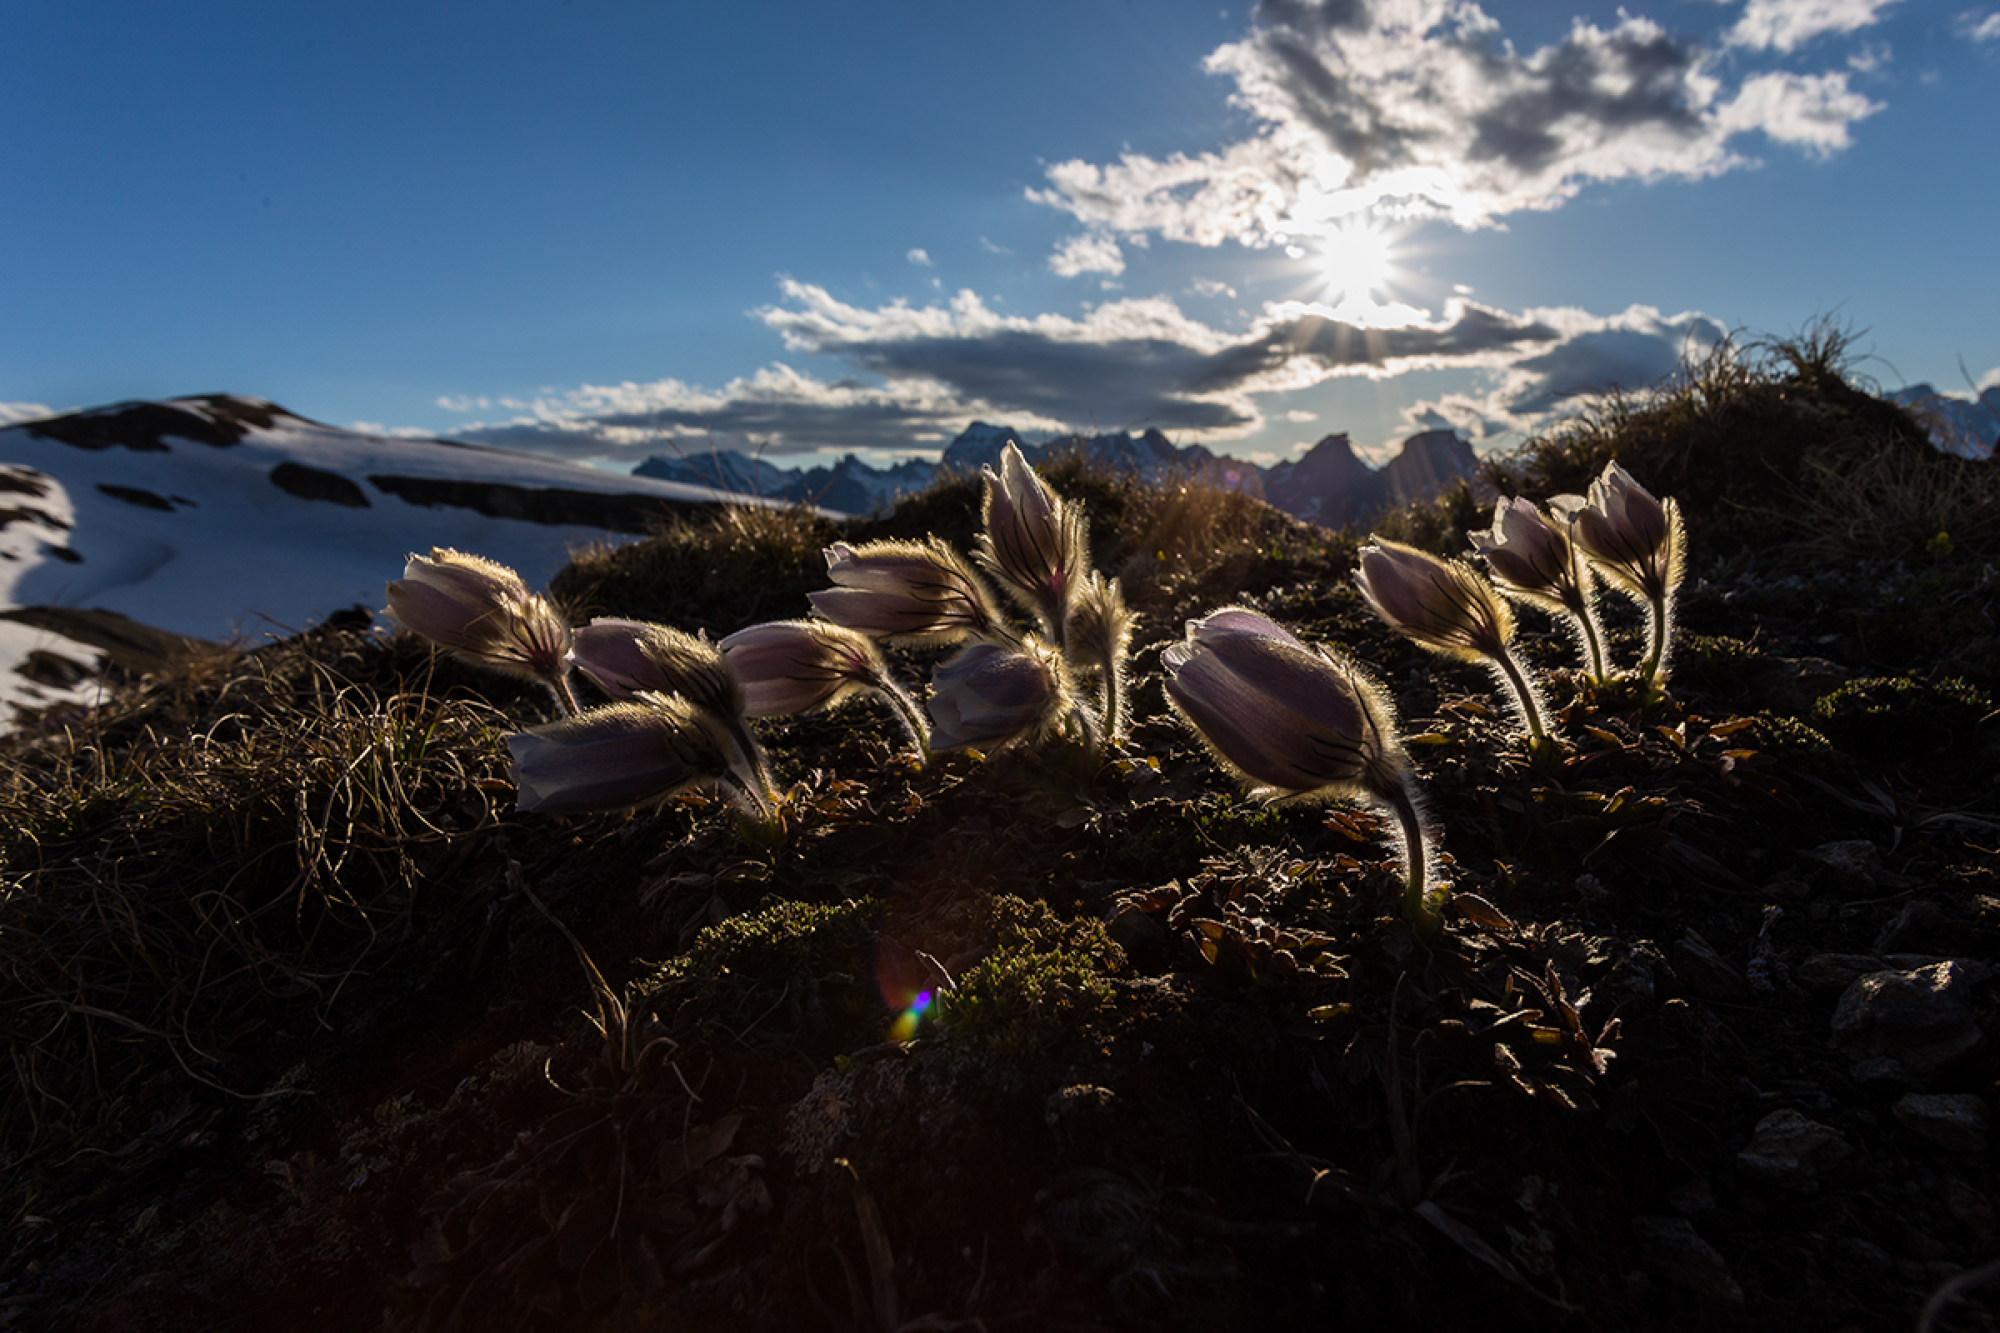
[1162,608,1439,936]
[1469,496,1610,683]
[1559,462,1687,696]
[1356,537,1552,746]
[383,548,581,716]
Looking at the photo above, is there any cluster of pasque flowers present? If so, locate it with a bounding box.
[381,443,1132,823]
[385,455,1678,931]
[1162,461,1684,936]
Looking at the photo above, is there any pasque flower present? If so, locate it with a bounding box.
[808,539,1006,646]
[926,639,1070,752]
[1062,571,1134,740]
[975,442,1091,639]
[506,695,737,814]
[1162,607,1439,934]
[565,617,777,810]
[719,619,930,756]
[384,548,578,713]
[1560,462,1686,693]
[1470,496,1609,681]
[1357,538,1550,743]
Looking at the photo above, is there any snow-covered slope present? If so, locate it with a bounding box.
[0,394,789,721]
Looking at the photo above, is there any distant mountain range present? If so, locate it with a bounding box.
[636,421,1487,526]
[1888,384,2000,458]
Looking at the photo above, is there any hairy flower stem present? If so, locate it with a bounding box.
[1490,648,1549,742]
[1100,663,1127,744]
[548,672,583,718]
[874,678,933,765]
[1639,592,1674,696]
[1382,780,1437,938]
[1564,595,1609,683]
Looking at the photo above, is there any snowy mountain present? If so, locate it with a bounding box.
[1889,384,2000,459]
[0,394,788,722]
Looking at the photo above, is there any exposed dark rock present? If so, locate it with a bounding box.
[366,474,704,534]
[1630,1215,1743,1307]
[24,394,289,451]
[269,462,371,508]
[94,483,176,512]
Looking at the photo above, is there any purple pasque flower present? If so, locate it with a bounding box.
[1062,570,1135,739]
[569,618,740,718]
[1470,496,1608,681]
[1162,607,1439,935]
[1161,606,1400,799]
[720,619,931,755]
[926,639,1069,752]
[1561,461,1687,692]
[506,695,734,814]
[1565,462,1683,604]
[1357,537,1549,742]
[1356,539,1515,663]
[808,538,1005,646]
[384,548,577,710]
[975,442,1091,637]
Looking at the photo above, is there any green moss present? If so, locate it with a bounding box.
[939,895,1125,1059]
[641,896,884,1045]
[1672,634,1765,693]
[1809,675,1992,762]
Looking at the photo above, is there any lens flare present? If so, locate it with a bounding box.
[888,988,935,1044]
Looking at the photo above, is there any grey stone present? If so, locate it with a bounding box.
[1675,930,1752,1002]
[1831,962,1986,1085]
[1631,1214,1744,1307]
[1737,1109,1851,1189]
[1893,1093,1990,1155]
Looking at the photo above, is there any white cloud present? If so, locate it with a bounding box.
[1048,232,1127,277]
[1958,10,2000,40]
[1285,408,1319,422]
[978,236,1014,255]
[348,421,438,439]
[1031,1,1887,242]
[1728,0,1902,53]
[0,402,54,426]
[1191,277,1238,298]
[1720,71,1880,152]
[906,248,934,267]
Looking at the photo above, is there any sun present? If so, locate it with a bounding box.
[1311,220,1397,307]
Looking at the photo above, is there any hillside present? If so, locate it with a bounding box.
[2,335,1997,1332]
[0,394,784,720]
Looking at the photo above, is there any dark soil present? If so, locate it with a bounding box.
[4,431,1998,1332]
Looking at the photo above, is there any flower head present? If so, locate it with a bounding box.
[926,639,1069,751]
[719,619,892,717]
[975,442,1091,634]
[383,548,571,684]
[1161,607,1402,800]
[1356,539,1515,663]
[1471,498,1584,609]
[506,696,732,814]
[808,538,1004,645]
[1564,462,1685,603]
[569,618,741,718]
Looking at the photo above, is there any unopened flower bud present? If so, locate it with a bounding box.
[506,696,731,814]
[384,548,574,705]
[976,442,1091,635]
[808,538,1004,645]
[927,639,1068,751]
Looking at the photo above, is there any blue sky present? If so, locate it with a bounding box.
[6,0,1997,468]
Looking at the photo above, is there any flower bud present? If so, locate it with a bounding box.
[1162,606,1401,799]
[926,639,1067,751]
[808,538,1004,645]
[506,696,731,814]
[719,619,891,717]
[569,618,741,718]
[1566,462,1685,603]
[1356,539,1514,663]
[383,548,571,683]
[976,442,1091,633]
[1471,497,1579,608]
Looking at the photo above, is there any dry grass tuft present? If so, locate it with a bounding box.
[0,624,511,1155]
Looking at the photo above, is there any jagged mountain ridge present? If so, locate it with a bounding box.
[637,421,1482,524]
